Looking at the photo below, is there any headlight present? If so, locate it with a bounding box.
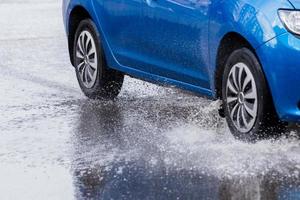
[278,9,300,36]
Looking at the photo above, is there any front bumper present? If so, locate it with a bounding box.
[257,32,300,121]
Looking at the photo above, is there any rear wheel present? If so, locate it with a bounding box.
[73,19,124,99]
[222,48,285,141]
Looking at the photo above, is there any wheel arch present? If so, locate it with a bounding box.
[68,6,92,66]
[214,32,281,124]
[210,0,292,99]
[215,32,255,99]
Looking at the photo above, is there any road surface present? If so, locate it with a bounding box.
[0,1,300,199]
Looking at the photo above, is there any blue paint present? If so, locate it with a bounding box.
[63,0,300,121]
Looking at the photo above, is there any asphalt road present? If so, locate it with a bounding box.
[1,1,300,199]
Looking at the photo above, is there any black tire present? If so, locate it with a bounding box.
[73,19,124,99]
[221,48,286,141]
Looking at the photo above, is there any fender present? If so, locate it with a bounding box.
[64,0,122,71]
[208,0,292,97]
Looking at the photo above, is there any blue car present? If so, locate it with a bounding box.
[63,0,300,140]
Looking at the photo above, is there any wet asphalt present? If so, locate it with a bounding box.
[1,1,300,199]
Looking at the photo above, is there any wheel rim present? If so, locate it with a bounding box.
[226,62,258,133]
[76,30,98,89]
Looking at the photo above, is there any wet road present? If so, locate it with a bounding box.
[1,1,300,199]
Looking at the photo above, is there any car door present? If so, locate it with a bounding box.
[139,0,212,88]
[92,0,147,68]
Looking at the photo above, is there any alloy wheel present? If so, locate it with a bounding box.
[226,62,258,133]
[76,30,98,88]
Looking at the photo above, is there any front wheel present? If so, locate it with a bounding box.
[222,48,285,141]
[73,19,124,99]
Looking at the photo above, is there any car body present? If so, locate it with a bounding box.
[63,0,300,138]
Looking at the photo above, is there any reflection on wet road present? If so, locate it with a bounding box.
[0,0,300,199]
[71,99,300,200]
